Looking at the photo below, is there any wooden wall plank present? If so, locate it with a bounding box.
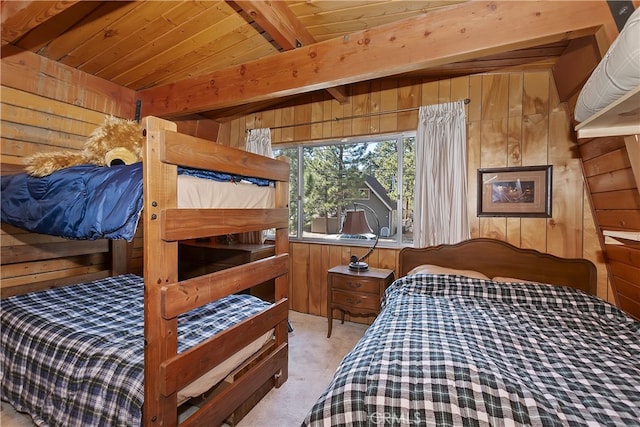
[1,240,109,264]
[596,210,640,230]
[508,72,523,118]
[290,242,310,313]
[547,107,583,258]
[2,46,135,118]
[1,265,107,290]
[467,121,481,237]
[578,136,625,161]
[369,80,381,134]
[450,76,469,109]
[583,187,611,302]
[587,169,637,193]
[317,93,331,138]
[377,80,397,134]
[592,189,640,210]
[293,98,312,142]
[310,92,325,140]
[351,81,372,135]
[583,148,631,176]
[523,71,549,116]
[1,252,105,276]
[481,74,509,121]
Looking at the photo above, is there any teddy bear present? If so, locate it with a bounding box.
[25,116,144,177]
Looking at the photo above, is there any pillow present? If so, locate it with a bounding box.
[407,264,490,280]
[492,276,537,284]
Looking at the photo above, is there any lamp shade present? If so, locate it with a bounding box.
[340,204,379,271]
[340,210,373,235]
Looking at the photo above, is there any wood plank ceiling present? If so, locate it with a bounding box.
[1,1,614,121]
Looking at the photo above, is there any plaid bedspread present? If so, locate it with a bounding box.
[302,274,640,426]
[0,274,271,427]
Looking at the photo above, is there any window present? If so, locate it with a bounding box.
[274,133,415,246]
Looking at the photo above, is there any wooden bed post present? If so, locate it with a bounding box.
[274,157,290,387]
[142,116,179,426]
[111,239,130,275]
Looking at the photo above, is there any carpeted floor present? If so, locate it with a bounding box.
[1,310,368,427]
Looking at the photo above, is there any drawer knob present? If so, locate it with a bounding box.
[346,281,361,289]
[346,297,362,305]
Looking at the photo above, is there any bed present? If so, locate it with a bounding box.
[302,238,640,426]
[0,116,290,427]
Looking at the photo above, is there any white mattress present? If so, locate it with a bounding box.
[574,8,640,122]
[177,176,275,209]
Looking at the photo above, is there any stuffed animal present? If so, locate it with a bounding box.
[25,116,144,177]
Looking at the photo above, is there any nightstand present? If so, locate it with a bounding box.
[327,265,395,338]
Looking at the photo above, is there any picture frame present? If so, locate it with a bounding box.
[477,165,552,217]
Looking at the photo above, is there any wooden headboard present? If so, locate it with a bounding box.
[399,238,597,296]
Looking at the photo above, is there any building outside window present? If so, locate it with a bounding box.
[273,132,415,246]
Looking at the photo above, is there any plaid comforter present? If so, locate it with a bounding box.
[303,274,640,426]
[0,274,271,427]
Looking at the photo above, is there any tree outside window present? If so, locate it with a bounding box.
[274,133,415,246]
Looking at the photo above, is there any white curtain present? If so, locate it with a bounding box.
[239,128,273,244]
[413,101,470,247]
[246,128,273,158]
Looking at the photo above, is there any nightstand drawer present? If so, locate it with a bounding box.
[332,290,380,311]
[331,275,380,294]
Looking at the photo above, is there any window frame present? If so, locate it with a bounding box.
[273,131,416,248]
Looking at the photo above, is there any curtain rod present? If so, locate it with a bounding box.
[247,98,471,132]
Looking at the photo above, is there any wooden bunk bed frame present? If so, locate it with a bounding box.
[143,116,290,426]
[1,115,291,427]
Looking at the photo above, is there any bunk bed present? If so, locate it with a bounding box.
[302,238,640,426]
[0,116,290,427]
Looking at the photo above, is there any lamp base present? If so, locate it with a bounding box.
[348,261,369,271]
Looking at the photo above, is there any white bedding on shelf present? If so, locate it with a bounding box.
[574,7,640,122]
[178,176,275,209]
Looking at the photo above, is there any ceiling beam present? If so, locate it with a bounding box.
[137,1,614,118]
[1,1,79,46]
[233,0,349,103]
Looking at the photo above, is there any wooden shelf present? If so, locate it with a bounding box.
[603,230,640,245]
[575,85,640,139]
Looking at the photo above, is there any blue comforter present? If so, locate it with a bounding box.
[1,163,271,241]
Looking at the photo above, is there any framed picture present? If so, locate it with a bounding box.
[477,165,552,217]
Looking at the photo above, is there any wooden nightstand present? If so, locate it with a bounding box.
[327,265,395,338]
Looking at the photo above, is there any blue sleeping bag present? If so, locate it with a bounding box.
[1,163,144,240]
[1,162,273,241]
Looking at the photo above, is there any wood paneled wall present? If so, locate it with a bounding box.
[1,47,136,295]
[579,134,640,319]
[224,70,610,320]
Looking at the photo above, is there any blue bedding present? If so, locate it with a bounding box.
[1,163,271,241]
